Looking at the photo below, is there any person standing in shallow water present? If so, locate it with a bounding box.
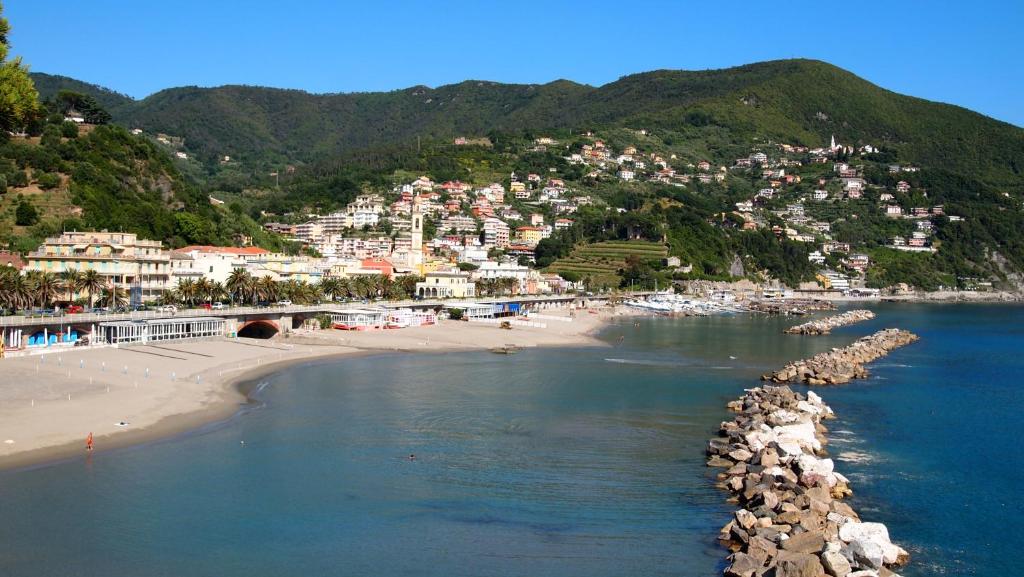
[85,432,94,452]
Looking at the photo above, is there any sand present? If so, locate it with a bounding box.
[0,306,617,469]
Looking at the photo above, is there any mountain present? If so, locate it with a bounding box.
[31,60,1024,194]
[29,73,135,118]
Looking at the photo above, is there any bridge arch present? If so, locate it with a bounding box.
[237,320,279,339]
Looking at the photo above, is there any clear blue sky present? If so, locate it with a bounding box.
[6,0,1023,126]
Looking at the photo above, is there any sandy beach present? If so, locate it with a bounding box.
[0,306,616,470]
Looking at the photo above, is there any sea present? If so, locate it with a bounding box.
[0,303,1020,576]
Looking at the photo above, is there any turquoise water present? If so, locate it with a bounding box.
[0,305,1020,576]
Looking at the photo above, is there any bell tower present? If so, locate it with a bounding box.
[409,196,424,272]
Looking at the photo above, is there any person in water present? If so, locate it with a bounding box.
[408,454,416,461]
[85,432,94,452]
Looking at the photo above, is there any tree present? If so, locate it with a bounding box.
[100,286,127,309]
[25,270,60,308]
[225,268,253,305]
[40,124,61,148]
[0,3,40,134]
[14,200,37,226]
[80,269,104,309]
[36,172,61,190]
[58,269,82,304]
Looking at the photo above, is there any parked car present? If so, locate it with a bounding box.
[157,305,177,313]
[199,303,212,310]
[66,305,84,314]
[211,302,225,310]
[276,300,292,307]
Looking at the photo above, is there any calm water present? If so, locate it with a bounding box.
[0,305,1020,576]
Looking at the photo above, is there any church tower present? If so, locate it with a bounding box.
[409,195,424,272]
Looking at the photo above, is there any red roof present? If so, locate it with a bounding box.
[177,245,269,255]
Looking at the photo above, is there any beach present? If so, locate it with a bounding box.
[0,306,613,470]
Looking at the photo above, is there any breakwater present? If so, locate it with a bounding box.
[784,310,876,335]
[763,329,920,385]
[748,300,837,316]
[708,385,910,577]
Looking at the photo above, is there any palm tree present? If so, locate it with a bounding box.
[58,269,83,305]
[26,270,61,309]
[0,269,32,312]
[210,281,226,304]
[319,277,342,302]
[176,278,197,307]
[158,289,180,306]
[255,275,278,304]
[101,286,128,309]
[195,277,213,305]
[81,269,104,309]
[353,275,375,300]
[225,269,252,306]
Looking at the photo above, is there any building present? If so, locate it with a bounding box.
[0,250,24,270]
[482,218,510,248]
[515,226,544,247]
[25,231,171,303]
[415,270,476,298]
[170,246,269,286]
[474,261,530,293]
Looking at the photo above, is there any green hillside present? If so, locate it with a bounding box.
[31,60,1024,194]
[547,241,669,288]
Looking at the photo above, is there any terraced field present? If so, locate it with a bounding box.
[547,240,668,287]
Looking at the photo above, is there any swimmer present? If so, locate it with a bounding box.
[409,454,416,461]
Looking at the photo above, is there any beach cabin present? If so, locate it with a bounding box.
[25,327,84,347]
[328,308,387,330]
[445,302,501,320]
[387,308,437,328]
[99,317,226,345]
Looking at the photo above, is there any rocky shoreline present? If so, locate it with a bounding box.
[763,329,919,385]
[784,311,876,335]
[708,385,910,577]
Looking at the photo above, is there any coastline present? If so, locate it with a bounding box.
[0,306,615,472]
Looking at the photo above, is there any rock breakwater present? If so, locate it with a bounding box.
[785,311,876,335]
[764,329,919,385]
[708,385,910,577]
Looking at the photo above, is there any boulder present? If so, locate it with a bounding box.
[839,522,908,566]
[724,552,762,577]
[774,551,826,577]
[780,529,825,554]
[822,549,853,577]
[736,509,758,530]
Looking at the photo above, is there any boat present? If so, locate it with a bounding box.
[490,344,520,354]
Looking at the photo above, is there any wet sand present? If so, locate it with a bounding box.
[0,307,615,470]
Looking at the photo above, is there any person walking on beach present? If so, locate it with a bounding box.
[86,432,94,452]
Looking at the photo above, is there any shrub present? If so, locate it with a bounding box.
[60,122,79,138]
[447,307,464,320]
[36,172,61,190]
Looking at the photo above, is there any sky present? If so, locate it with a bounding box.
[6,0,1023,126]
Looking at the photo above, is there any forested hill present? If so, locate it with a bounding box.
[31,59,1024,193]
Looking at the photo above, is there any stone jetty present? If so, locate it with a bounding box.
[784,311,876,335]
[749,300,837,316]
[764,329,919,385]
[708,385,910,577]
